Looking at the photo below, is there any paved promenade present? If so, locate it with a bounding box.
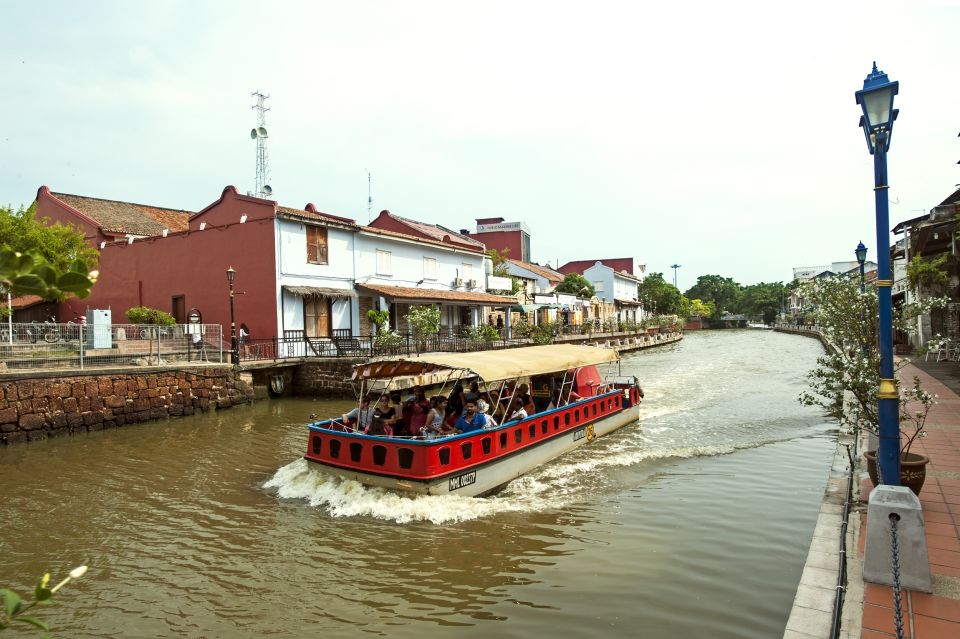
[853,360,960,638]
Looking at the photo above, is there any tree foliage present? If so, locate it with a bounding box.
[555,273,595,298]
[740,281,787,324]
[906,255,949,294]
[0,204,98,300]
[126,306,176,325]
[684,274,741,319]
[406,305,441,339]
[0,204,98,276]
[637,272,683,315]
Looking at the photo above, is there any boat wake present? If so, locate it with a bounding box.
[263,413,818,524]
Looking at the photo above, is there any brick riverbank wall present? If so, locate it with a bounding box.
[0,366,254,445]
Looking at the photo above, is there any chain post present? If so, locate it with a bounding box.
[889,513,905,639]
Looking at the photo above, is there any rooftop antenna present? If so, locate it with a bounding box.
[366,169,373,222]
[670,263,681,288]
[250,91,272,198]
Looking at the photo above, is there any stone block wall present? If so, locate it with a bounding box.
[0,366,254,445]
[292,359,362,397]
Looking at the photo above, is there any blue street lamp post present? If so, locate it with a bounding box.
[856,242,868,357]
[855,63,899,485]
[856,241,867,293]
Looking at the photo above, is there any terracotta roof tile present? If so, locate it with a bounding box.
[360,226,484,253]
[506,258,563,282]
[52,192,191,236]
[356,283,514,305]
[386,212,486,250]
[276,206,357,226]
[9,295,45,309]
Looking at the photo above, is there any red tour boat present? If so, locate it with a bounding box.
[304,344,643,497]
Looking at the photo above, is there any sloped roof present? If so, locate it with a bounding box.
[276,205,357,227]
[558,258,637,277]
[51,192,191,235]
[9,295,46,309]
[506,258,563,282]
[372,210,485,251]
[356,283,514,305]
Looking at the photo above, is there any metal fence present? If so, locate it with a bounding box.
[239,327,660,362]
[0,323,224,371]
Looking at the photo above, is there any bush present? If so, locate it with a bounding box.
[126,306,175,325]
[467,324,500,345]
[512,316,531,338]
[406,305,441,340]
[530,322,554,345]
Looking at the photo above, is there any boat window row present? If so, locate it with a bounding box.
[310,393,622,473]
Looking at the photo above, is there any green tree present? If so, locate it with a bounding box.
[740,281,787,324]
[684,275,742,319]
[555,273,595,298]
[485,248,511,277]
[406,305,441,340]
[0,204,99,300]
[0,204,98,279]
[637,272,683,315]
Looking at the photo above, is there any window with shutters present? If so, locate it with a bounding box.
[423,257,438,281]
[306,226,328,265]
[376,250,392,276]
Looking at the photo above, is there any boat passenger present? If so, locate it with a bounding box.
[477,399,498,429]
[446,383,465,418]
[342,394,375,431]
[454,400,487,433]
[487,389,507,422]
[463,381,482,404]
[366,417,393,437]
[374,395,400,431]
[507,396,528,422]
[546,388,564,411]
[516,383,535,414]
[423,396,448,438]
[404,386,431,437]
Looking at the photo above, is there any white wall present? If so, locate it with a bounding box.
[275,218,358,334]
[355,232,487,292]
[583,263,614,302]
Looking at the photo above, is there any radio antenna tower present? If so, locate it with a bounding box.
[366,169,373,222]
[249,91,272,198]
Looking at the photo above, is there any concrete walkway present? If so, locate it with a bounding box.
[855,361,960,638]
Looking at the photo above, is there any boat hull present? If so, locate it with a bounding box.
[307,404,639,497]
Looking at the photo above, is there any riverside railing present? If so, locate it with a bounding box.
[238,326,663,362]
[0,323,224,371]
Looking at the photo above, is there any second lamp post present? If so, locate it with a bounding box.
[227,267,238,364]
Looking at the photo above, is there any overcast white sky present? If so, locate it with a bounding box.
[2,1,958,291]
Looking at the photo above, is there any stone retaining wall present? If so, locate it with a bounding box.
[0,366,253,445]
[292,359,362,397]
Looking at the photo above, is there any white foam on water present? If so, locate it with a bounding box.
[264,458,565,524]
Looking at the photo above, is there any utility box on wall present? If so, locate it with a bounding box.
[86,309,112,349]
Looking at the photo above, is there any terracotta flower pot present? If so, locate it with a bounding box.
[863,450,929,496]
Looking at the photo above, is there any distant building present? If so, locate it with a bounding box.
[558,259,644,323]
[463,217,531,262]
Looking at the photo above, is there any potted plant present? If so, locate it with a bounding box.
[798,276,945,495]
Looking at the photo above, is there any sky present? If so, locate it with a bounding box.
[2,1,958,292]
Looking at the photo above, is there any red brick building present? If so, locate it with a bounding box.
[463,217,531,262]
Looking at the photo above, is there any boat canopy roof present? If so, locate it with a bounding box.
[352,344,619,384]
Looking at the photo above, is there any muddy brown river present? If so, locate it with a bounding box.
[0,330,833,638]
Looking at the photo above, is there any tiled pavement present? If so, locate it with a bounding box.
[856,361,960,639]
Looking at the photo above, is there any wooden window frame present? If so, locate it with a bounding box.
[306,226,329,265]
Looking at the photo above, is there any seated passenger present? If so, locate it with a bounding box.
[463,380,482,404]
[446,383,465,418]
[405,386,431,437]
[424,396,449,438]
[366,417,393,437]
[476,399,498,429]
[507,396,528,422]
[547,388,564,411]
[516,383,535,414]
[454,400,487,433]
[342,394,375,431]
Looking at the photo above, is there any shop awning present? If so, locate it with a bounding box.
[283,285,357,299]
[614,298,643,306]
[509,304,542,312]
[356,283,515,305]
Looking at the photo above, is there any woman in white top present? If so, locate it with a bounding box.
[423,396,449,438]
[507,396,528,422]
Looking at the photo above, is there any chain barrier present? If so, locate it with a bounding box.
[889,513,905,639]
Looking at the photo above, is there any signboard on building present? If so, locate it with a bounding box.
[476,221,531,233]
[486,275,513,291]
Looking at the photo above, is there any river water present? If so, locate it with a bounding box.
[0,330,833,638]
